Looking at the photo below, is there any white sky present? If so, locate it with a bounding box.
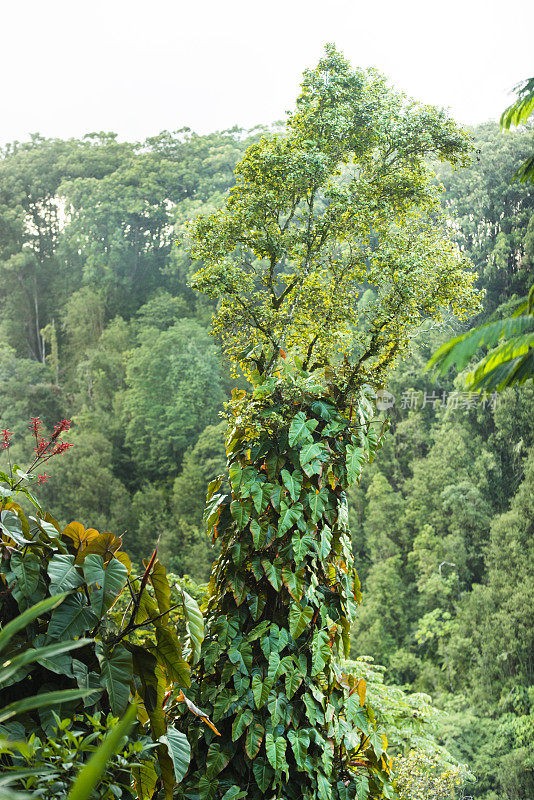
[1,0,532,145]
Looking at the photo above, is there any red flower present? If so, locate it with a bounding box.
[35,435,51,456]
[1,429,13,450]
[52,441,73,455]
[37,473,49,485]
[51,419,71,441]
[29,417,43,437]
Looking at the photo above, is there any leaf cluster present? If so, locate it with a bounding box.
[0,478,207,799]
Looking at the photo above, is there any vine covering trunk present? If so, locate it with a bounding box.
[180,371,391,799]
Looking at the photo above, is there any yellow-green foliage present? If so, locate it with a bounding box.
[393,750,472,800]
[190,44,480,388]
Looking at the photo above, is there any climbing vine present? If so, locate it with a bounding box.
[179,368,392,800]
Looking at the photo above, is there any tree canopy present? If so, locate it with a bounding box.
[191,45,479,386]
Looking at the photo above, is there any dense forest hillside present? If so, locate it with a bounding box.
[0,122,533,798]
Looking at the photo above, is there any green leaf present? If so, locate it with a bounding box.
[206,741,231,777]
[285,668,303,699]
[181,589,204,664]
[267,692,288,726]
[84,555,128,616]
[229,463,243,490]
[47,594,98,641]
[154,626,191,686]
[0,639,91,687]
[282,567,305,602]
[67,704,137,800]
[132,761,158,800]
[207,474,224,500]
[160,726,191,783]
[261,558,282,591]
[278,502,304,537]
[427,313,534,374]
[250,519,266,548]
[248,620,271,641]
[288,729,310,768]
[227,640,253,675]
[245,720,265,760]
[319,526,332,559]
[355,775,369,800]
[148,559,171,623]
[289,603,314,640]
[232,707,253,741]
[281,469,303,502]
[0,510,31,546]
[252,674,274,709]
[230,499,250,528]
[249,481,264,513]
[368,725,386,758]
[248,592,267,621]
[265,732,287,772]
[317,771,331,800]
[308,488,329,522]
[252,756,274,792]
[299,442,323,469]
[221,787,247,800]
[198,775,218,800]
[270,484,283,511]
[9,552,40,602]
[346,444,365,484]
[48,554,84,595]
[311,400,336,421]
[98,642,133,715]
[292,532,316,564]
[311,629,331,675]
[289,412,313,447]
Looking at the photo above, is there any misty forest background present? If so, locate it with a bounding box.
[0,121,533,798]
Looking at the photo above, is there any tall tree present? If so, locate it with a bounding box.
[177,45,480,800]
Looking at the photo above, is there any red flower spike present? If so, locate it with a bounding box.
[37,473,49,485]
[1,429,13,450]
[35,436,51,456]
[51,419,72,441]
[29,417,43,437]
[52,441,73,455]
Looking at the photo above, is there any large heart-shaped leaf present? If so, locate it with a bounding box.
[245,720,265,759]
[346,444,365,484]
[84,555,128,616]
[261,559,282,591]
[160,726,191,784]
[206,741,231,777]
[265,732,287,772]
[278,502,303,537]
[47,594,97,642]
[288,412,313,447]
[281,469,303,502]
[252,757,274,792]
[98,642,133,715]
[48,554,84,595]
[289,603,313,640]
[154,626,191,686]
[252,674,273,710]
[9,551,40,603]
[232,707,253,741]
